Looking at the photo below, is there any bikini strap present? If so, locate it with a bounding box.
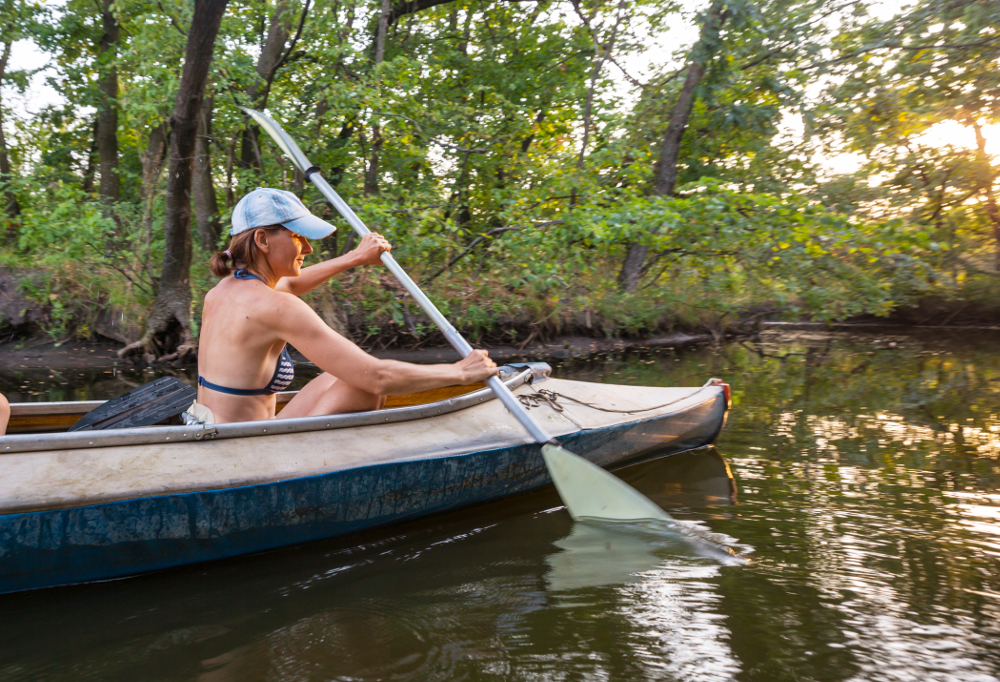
[197,375,273,396]
[233,269,264,282]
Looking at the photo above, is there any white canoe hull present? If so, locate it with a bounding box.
[0,370,729,593]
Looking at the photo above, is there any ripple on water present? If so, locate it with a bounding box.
[2,333,1000,681]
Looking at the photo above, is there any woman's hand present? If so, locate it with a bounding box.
[277,232,392,296]
[456,349,499,384]
[351,232,392,266]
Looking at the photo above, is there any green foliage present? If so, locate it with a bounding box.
[0,0,994,345]
[813,0,1000,278]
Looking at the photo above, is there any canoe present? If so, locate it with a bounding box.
[0,364,730,594]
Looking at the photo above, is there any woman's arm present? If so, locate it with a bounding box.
[275,232,391,296]
[273,294,496,394]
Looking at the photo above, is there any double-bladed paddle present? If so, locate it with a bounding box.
[241,106,672,522]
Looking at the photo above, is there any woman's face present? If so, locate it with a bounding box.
[260,228,313,278]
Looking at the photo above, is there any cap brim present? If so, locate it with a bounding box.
[282,214,336,239]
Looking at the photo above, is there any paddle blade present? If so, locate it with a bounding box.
[69,376,196,432]
[239,107,312,173]
[541,444,673,522]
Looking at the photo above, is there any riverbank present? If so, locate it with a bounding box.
[5,321,999,373]
[2,254,998,363]
[0,331,718,371]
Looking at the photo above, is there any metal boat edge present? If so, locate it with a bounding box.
[0,367,534,455]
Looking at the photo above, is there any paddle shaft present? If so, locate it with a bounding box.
[309,173,552,445]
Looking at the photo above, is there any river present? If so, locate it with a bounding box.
[0,329,998,681]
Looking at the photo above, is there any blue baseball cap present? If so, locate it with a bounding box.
[232,187,335,239]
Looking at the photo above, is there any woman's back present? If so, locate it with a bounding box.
[198,275,292,422]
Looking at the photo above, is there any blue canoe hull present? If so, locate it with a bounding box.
[0,393,726,594]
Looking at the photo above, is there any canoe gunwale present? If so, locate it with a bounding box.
[0,368,532,455]
[7,392,298,417]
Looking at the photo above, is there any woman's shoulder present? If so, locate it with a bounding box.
[205,275,301,310]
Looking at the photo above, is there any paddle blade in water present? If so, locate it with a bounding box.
[541,444,672,522]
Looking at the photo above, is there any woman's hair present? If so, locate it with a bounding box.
[209,224,287,278]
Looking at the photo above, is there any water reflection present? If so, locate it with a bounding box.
[1,331,1000,680]
[542,450,748,680]
[545,523,705,592]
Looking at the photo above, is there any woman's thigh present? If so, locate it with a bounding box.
[278,373,384,418]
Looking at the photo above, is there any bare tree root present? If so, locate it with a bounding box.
[117,299,197,364]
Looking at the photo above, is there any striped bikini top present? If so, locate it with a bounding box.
[197,269,296,396]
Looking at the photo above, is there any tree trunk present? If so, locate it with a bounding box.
[364,0,391,196]
[325,116,357,188]
[0,41,20,219]
[81,117,99,194]
[121,0,230,361]
[139,123,169,289]
[969,117,1000,269]
[444,152,472,229]
[194,90,221,251]
[521,110,546,154]
[573,0,626,170]
[617,0,727,292]
[240,0,292,170]
[97,0,120,203]
[141,124,169,193]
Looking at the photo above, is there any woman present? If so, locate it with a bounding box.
[0,393,8,436]
[197,188,497,424]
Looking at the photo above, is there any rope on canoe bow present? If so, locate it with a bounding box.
[517,379,720,415]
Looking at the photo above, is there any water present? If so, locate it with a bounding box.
[1,330,999,681]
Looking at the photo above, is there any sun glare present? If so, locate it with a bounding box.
[914,119,1000,157]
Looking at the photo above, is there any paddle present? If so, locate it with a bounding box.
[241,106,670,522]
[69,376,196,431]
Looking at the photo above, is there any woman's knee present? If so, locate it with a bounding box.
[0,393,10,436]
[303,372,337,395]
[291,375,382,416]
[340,384,382,412]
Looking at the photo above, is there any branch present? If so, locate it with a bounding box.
[571,0,628,168]
[607,53,645,88]
[957,256,1000,278]
[156,0,188,35]
[427,221,563,281]
[386,0,459,28]
[274,0,312,75]
[434,140,489,154]
[371,109,493,153]
[740,45,789,71]
[810,34,1000,70]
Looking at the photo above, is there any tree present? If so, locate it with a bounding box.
[96,0,120,203]
[239,0,310,173]
[120,0,230,360]
[617,0,728,292]
[194,87,221,250]
[816,0,1000,272]
[0,0,39,220]
[0,39,19,219]
[0,0,967,349]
